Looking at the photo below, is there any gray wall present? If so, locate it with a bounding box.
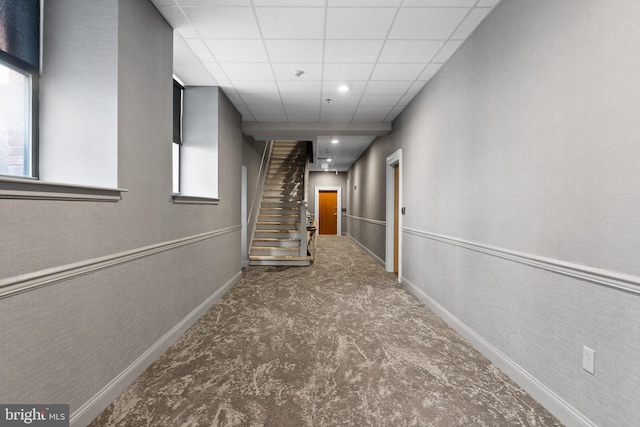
[309,171,348,235]
[347,138,397,260]
[0,0,244,421]
[348,0,640,425]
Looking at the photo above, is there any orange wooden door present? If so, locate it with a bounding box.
[319,191,338,235]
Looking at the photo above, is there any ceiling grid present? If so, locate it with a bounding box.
[153,0,501,170]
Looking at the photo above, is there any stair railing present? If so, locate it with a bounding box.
[248,140,274,255]
[299,142,312,256]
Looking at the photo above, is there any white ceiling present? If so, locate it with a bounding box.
[152,0,501,171]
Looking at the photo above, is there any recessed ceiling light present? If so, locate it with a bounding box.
[338,85,349,92]
[327,158,332,162]
[331,138,339,144]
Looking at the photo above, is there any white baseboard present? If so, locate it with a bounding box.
[346,233,385,267]
[71,271,242,427]
[402,277,596,427]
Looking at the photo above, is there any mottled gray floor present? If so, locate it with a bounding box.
[90,235,562,427]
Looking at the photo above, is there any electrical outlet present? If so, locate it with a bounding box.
[583,346,595,374]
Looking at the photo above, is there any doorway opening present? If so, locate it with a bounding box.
[314,186,342,236]
[386,149,402,282]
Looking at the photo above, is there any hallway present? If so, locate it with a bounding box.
[90,236,561,426]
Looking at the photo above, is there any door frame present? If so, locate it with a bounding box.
[241,166,248,269]
[314,186,342,236]
[386,149,402,282]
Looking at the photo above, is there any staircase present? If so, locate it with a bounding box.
[249,141,312,266]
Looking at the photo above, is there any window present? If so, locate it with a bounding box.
[171,86,219,204]
[172,78,183,193]
[0,62,32,177]
[0,0,40,179]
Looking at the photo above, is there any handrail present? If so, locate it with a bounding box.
[248,140,274,254]
[299,141,312,256]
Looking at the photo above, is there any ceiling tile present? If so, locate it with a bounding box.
[241,94,283,105]
[417,63,443,81]
[256,7,325,39]
[324,40,384,63]
[364,80,413,95]
[182,6,260,38]
[352,113,390,122]
[378,40,444,63]
[204,39,269,62]
[277,80,323,94]
[398,94,414,105]
[320,94,362,105]
[322,80,368,94]
[233,80,279,94]
[174,35,216,85]
[329,0,401,5]
[476,0,500,7]
[151,0,177,6]
[451,8,491,39]
[432,40,464,63]
[402,0,475,6]
[234,106,255,119]
[185,39,216,62]
[323,63,375,81]
[321,105,357,114]
[284,106,321,115]
[159,7,199,38]
[177,0,251,5]
[386,105,405,121]
[326,8,397,39]
[249,105,285,115]
[219,62,274,80]
[389,7,469,39]
[253,0,325,5]
[271,63,323,80]
[215,80,235,91]
[320,112,354,122]
[281,94,322,105]
[359,94,403,105]
[370,63,425,80]
[253,113,288,121]
[265,40,324,62]
[287,114,321,122]
[203,62,228,81]
[221,89,245,105]
[406,80,427,95]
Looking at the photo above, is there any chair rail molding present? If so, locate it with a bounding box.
[403,227,640,296]
[0,225,242,299]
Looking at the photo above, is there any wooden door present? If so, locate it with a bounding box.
[319,191,338,235]
[393,164,399,274]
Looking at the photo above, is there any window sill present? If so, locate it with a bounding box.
[0,176,127,202]
[172,193,220,205]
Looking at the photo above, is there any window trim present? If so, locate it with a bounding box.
[0,176,127,202]
[172,194,219,205]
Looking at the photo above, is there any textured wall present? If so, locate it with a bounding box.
[0,0,244,418]
[308,171,347,234]
[349,0,640,425]
[347,135,399,261]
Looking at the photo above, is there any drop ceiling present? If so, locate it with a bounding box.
[151,0,501,171]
